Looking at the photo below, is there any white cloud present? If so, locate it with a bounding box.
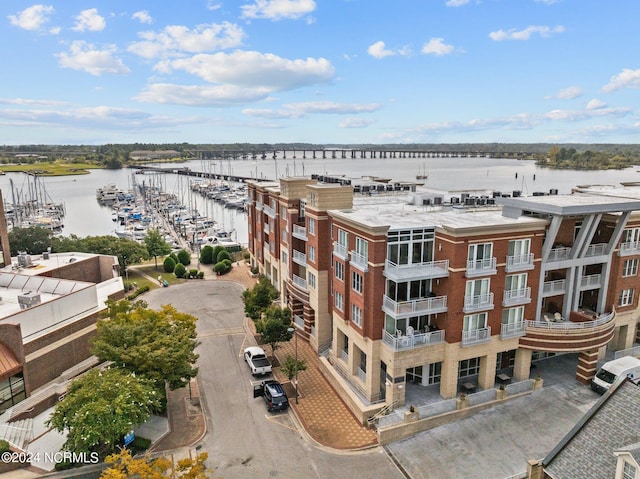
[132,11,153,24]
[602,68,640,92]
[586,99,606,110]
[241,0,316,20]
[339,117,375,128]
[243,101,381,119]
[445,0,470,6]
[128,23,245,59]
[207,1,223,11]
[160,51,334,91]
[0,97,66,107]
[422,38,454,56]
[8,4,54,31]
[367,41,396,59]
[57,41,130,76]
[489,25,564,41]
[49,26,61,35]
[72,8,106,32]
[535,0,560,4]
[548,86,582,100]
[135,83,272,106]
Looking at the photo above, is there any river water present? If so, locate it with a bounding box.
[1,156,638,246]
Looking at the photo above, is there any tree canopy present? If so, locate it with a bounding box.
[101,449,210,479]
[92,300,199,390]
[241,277,279,321]
[7,225,52,255]
[256,306,293,357]
[143,228,172,269]
[46,368,160,455]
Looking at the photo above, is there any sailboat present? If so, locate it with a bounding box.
[416,163,428,180]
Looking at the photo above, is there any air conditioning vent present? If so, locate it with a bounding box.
[18,291,41,309]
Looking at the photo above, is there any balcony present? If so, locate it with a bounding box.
[383,259,449,282]
[547,246,570,262]
[500,321,526,339]
[263,204,276,218]
[466,257,497,277]
[502,287,531,307]
[293,314,304,328]
[461,327,491,347]
[255,201,263,211]
[542,279,566,297]
[462,292,494,313]
[263,223,270,235]
[506,253,534,272]
[292,224,307,241]
[382,329,445,351]
[580,274,601,290]
[382,294,448,318]
[350,251,369,272]
[292,274,307,290]
[585,243,607,257]
[619,241,640,256]
[292,250,307,266]
[333,242,349,260]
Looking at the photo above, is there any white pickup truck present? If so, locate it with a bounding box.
[244,346,273,376]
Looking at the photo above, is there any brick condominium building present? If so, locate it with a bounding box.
[246,176,640,420]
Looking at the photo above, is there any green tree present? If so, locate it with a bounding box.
[213,259,232,275]
[255,306,292,357]
[101,449,210,479]
[7,226,52,255]
[200,245,214,264]
[163,256,176,273]
[143,229,172,269]
[177,249,191,266]
[216,249,232,263]
[91,302,199,390]
[241,277,279,321]
[174,263,186,278]
[46,368,160,455]
[279,355,307,381]
[52,235,149,268]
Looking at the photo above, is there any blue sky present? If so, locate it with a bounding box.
[1,1,639,145]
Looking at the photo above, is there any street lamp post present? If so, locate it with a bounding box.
[287,327,299,404]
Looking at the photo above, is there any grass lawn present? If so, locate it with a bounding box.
[0,161,103,176]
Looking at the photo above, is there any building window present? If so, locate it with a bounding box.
[355,237,368,259]
[623,227,640,244]
[352,271,363,294]
[281,205,287,217]
[299,200,306,221]
[335,260,344,281]
[308,217,316,235]
[463,312,487,332]
[623,259,639,277]
[308,245,316,262]
[468,242,493,264]
[387,228,435,265]
[335,292,344,311]
[619,288,635,307]
[351,304,362,327]
[505,273,527,292]
[508,238,531,257]
[502,306,524,324]
[458,358,480,378]
[309,192,316,207]
[281,251,288,264]
[623,461,636,479]
[308,272,316,289]
[337,228,348,247]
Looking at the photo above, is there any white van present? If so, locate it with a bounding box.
[591,356,640,394]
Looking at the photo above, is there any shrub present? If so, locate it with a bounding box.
[169,252,179,263]
[213,260,232,275]
[126,285,150,300]
[174,263,186,278]
[200,245,214,264]
[250,266,259,275]
[189,269,198,278]
[177,249,191,266]
[197,271,204,279]
[129,436,151,455]
[211,245,226,263]
[0,439,9,453]
[243,252,251,261]
[163,256,176,273]
[216,249,232,263]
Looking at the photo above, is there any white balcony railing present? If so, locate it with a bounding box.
[350,251,369,272]
[581,274,601,289]
[255,201,263,211]
[585,243,607,257]
[263,223,270,235]
[292,250,307,265]
[382,329,445,351]
[384,259,449,281]
[547,247,570,262]
[383,295,448,317]
[502,287,531,306]
[463,293,494,313]
[292,224,307,241]
[263,204,276,218]
[542,279,566,296]
[294,314,304,328]
[333,242,349,260]
[619,241,640,256]
[500,321,526,339]
[506,253,534,272]
[292,274,307,289]
[526,309,615,330]
[466,257,497,277]
[461,327,491,346]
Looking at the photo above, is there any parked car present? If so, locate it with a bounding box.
[253,380,290,412]
[244,346,273,376]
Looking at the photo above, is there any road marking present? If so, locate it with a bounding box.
[198,326,245,338]
[265,413,297,432]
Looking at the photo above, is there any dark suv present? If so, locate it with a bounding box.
[254,380,289,412]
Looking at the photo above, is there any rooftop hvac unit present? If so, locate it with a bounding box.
[423,198,432,206]
[433,196,443,205]
[513,190,522,197]
[451,196,460,204]
[18,291,41,309]
[42,252,50,260]
[17,253,32,267]
[549,188,559,195]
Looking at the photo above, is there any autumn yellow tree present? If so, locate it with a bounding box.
[101,448,213,479]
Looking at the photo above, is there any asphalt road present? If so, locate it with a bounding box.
[143,280,403,479]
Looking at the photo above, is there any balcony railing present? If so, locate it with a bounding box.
[502,287,531,306]
[350,251,369,272]
[619,241,640,256]
[292,274,307,289]
[461,327,491,346]
[263,223,270,235]
[292,250,307,266]
[255,201,263,211]
[382,329,445,351]
[383,295,448,317]
[585,243,607,257]
[294,314,304,328]
[466,257,497,277]
[263,204,276,218]
[547,246,570,262]
[500,321,526,339]
[526,309,615,330]
[384,259,449,281]
[357,367,366,383]
[580,274,601,289]
[506,253,534,272]
[333,242,349,260]
[463,293,494,313]
[542,279,566,296]
[292,224,307,241]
